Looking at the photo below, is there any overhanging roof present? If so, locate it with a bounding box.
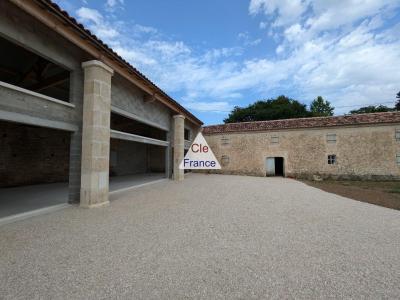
[10,0,203,126]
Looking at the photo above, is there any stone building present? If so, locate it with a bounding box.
[203,112,400,180]
[0,0,201,218]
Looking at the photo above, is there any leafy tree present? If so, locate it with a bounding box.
[223,95,310,123]
[395,91,400,111]
[310,96,334,117]
[350,105,394,114]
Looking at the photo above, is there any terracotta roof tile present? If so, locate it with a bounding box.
[203,112,400,134]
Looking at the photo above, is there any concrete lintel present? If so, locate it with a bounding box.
[82,60,114,74]
[110,129,169,147]
[0,110,78,132]
[111,105,169,131]
[0,80,75,108]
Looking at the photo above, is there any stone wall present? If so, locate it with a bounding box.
[111,74,171,130]
[0,121,70,187]
[110,139,147,176]
[148,146,165,173]
[204,124,400,180]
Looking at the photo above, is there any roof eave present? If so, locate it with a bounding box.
[11,0,203,126]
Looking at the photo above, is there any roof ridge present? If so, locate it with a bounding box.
[203,111,400,134]
[204,111,400,128]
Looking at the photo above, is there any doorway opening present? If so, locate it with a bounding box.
[265,157,285,177]
[0,120,70,219]
[274,157,284,176]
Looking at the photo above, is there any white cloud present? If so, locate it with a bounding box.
[275,44,284,54]
[145,41,191,57]
[259,21,268,29]
[76,7,103,25]
[183,101,232,113]
[106,0,123,8]
[74,1,400,119]
[249,0,308,27]
[133,24,158,35]
[237,32,262,47]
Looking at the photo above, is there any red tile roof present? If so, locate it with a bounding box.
[29,0,202,125]
[203,112,400,134]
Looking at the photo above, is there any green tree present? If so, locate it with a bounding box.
[350,105,394,114]
[395,91,400,111]
[310,96,334,117]
[223,95,311,123]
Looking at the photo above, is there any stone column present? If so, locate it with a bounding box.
[80,60,113,208]
[68,70,84,204]
[173,114,185,181]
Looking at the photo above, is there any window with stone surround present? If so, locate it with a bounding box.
[271,135,279,144]
[221,136,230,145]
[326,133,336,143]
[395,129,400,141]
[328,154,337,165]
[396,154,400,165]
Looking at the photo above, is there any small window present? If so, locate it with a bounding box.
[396,154,400,165]
[271,135,279,144]
[221,136,230,145]
[395,129,400,141]
[328,154,336,165]
[184,128,191,141]
[326,133,336,143]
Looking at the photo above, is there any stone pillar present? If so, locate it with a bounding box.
[80,60,113,208]
[173,114,185,181]
[68,70,84,204]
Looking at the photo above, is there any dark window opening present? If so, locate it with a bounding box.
[184,128,191,141]
[328,154,337,165]
[111,112,167,141]
[0,36,70,102]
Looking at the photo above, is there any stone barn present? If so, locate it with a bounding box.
[0,0,202,220]
[203,112,400,180]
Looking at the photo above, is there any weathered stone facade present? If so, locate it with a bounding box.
[204,123,400,180]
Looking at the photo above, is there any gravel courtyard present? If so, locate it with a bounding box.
[1,174,399,299]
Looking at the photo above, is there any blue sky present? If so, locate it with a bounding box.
[56,0,400,125]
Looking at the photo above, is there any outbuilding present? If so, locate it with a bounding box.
[203,112,400,180]
[0,0,202,220]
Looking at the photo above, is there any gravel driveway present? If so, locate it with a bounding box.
[1,174,399,299]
